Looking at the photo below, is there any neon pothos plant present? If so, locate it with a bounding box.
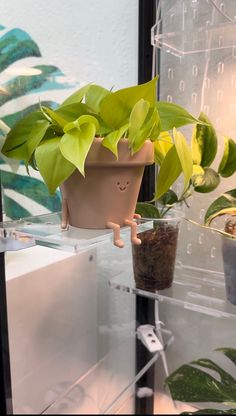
[136,113,236,219]
[165,347,236,415]
[2,76,201,194]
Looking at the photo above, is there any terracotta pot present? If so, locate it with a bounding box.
[60,138,154,229]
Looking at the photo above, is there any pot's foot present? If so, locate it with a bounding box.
[124,219,142,246]
[61,198,69,230]
[106,222,124,248]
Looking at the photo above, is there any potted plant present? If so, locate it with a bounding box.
[165,347,236,414]
[132,115,236,291]
[200,187,236,305]
[1,76,200,247]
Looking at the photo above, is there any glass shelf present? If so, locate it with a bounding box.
[42,329,174,415]
[1,213,152,253]
[110,266,236,320]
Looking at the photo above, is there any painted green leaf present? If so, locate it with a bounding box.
[218,137,236,177]
[204,189,236,225]
[156,101,199,131]
[191,112,218,167]
[102,123,129,158]
[155,145,182,199]
[154,132,173,165]
[100,77,158,129]
[61,83,91,106]
[85,84,111,113]
[1,170,61,213]
[128,99,150,147]
[135,202,161,218]
[35,137,75,194]
[60,123,96,176]
[2,111,46,158]
[0,65,69,107]
[173,128,193,194]
[0,28,41,73]
[193,167,220,193]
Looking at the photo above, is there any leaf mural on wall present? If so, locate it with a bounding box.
[0,24,76,219]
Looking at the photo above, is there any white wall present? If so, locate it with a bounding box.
[0,0,138,90]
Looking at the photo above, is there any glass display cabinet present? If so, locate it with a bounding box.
[1,0,236,414]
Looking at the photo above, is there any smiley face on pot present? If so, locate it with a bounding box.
[116,180,130,192]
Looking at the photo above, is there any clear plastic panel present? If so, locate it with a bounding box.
[152,0,236,56]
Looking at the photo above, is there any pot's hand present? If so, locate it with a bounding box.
[124,218,142,246]
[61,198,69,230]
[106,222,124,248]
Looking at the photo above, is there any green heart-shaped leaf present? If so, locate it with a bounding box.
[218,137,236,178]
[60,123,96,176]
[193,167,220,193]
[155,145,182,199]
[35,137,75,194]
[156,101,199,131]
[205,189,236,225]
[191,112,218,167]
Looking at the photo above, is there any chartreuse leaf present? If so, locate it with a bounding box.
[63,114,99,133]
[60,122,97,176]
[204,189,236,225]
[41,105,67,129]
[85,84,111,112]
[173,128,193,194]
[26,120,50,163]
[155,145,182,199]
[154,132,173,165]
[128,99,150,147]
[131,107,160,153]
[100,77,158,129]
[1,111,46,159]
[102,123,129,158]
[35,137,75,194]
[191,112,218,167]
[193,167,220,193]
[156,101,199,131]
[60,83,91,106]
[55,103,93,122]
[218,137,236,177]
[135,202,160,218]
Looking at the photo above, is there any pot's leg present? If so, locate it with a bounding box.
[106,222,124,248]
[124,219,142,246]
[61,198,69,230]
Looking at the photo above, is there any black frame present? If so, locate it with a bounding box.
[135,1,157,414]
[0,175,13,414]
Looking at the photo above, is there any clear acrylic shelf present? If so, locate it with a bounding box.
[1,212,151,253]
[0,228,35,253]
[42,329,174,415]
[110,265,236,320]
[152,0,236,56]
